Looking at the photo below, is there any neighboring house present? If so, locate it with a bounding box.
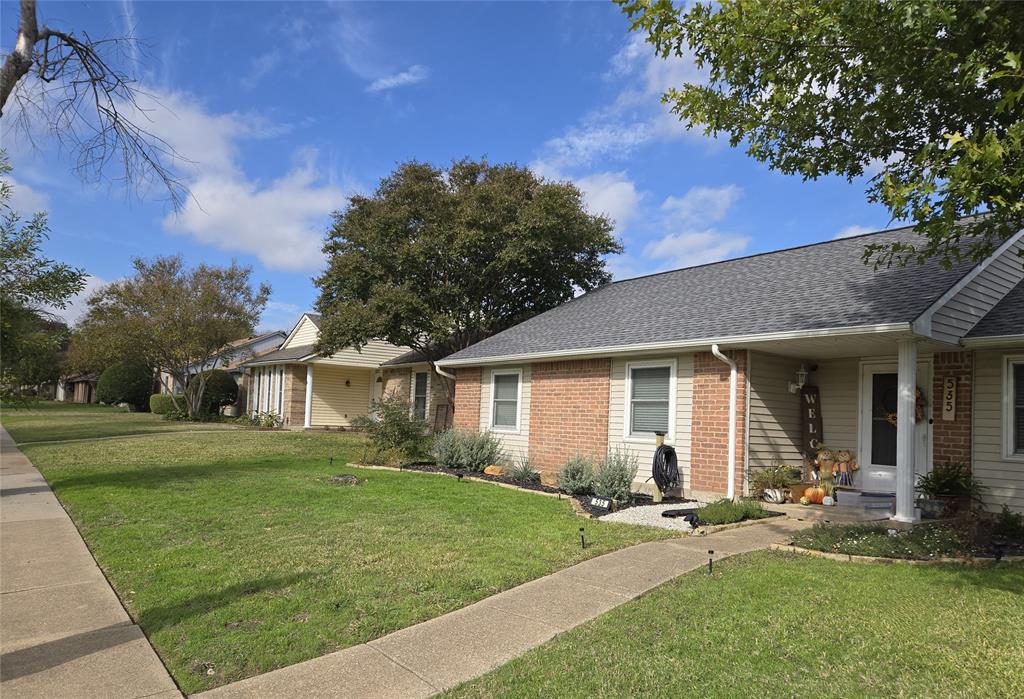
[380,349,454,432]
[240,313,453,429]
[56,374,99,403]
[159,330,287,397]
[436,225,1024,517]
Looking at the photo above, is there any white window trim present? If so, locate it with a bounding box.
[1003,354,1024,461]
[410,369,430,422]
[489,368,523,433]
[624,358,677,443]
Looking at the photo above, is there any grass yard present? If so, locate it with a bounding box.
[447,551,1024,699]
[1,400,238,443]
[17,428,672,693]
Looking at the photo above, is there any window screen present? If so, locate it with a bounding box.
[413,372,428,421]
[630,366,670,435]
[1015,363,1024,454]
[492,373,519,428]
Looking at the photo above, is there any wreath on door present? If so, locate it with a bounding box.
[883,387,927,427]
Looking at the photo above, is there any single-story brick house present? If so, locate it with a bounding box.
[240,313,453,429]
[436,225,1024,519]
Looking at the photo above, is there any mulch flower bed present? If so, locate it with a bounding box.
[399,462,694,514]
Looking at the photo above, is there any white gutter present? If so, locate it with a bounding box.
[962,333,1024,348]
[711,344,738,501]
[435,322,912,368]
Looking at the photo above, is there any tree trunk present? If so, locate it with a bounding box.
[0,1,38,115]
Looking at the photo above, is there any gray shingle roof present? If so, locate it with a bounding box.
[967,281,1024,338]
[441,226,977,364]
[240,344,316,366]
[381,349,431,366]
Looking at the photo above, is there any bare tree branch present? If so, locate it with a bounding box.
[1,0,188,209]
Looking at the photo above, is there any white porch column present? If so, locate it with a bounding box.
[893,338,919,522]
[303,364,313,429]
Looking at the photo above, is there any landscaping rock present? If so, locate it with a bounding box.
[540,472,559,487]
[483,465,505,476]
[328,474,361,486]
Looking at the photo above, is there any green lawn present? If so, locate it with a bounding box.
[16,428,672,693]
[447,551,1024,699]
[1,400,239,443]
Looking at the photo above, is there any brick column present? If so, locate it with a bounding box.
[691,350,747,497]
[283,364,307,426]
[453,368,482,430]
[528,359,611,476]
[932,351,973,467]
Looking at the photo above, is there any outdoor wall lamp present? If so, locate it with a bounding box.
[788,364,809,394]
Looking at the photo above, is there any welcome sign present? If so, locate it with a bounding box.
[800,385,824,457]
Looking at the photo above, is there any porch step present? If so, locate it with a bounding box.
[834,490,895,516]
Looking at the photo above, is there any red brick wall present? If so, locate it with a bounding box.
[528,359,611,475]
[691,350,747,496]
[932,351,973,467]
[453,368,482,430]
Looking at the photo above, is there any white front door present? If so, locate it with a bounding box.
[858,361,931,493]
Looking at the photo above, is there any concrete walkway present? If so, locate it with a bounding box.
[198,517,809,699]
[0,427,181,699]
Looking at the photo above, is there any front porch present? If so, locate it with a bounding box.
[745,331,974,523]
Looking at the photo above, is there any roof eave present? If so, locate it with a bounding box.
[436,322,914,367]
[962,333,1024,347]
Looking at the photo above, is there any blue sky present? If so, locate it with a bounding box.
[3,0,892,332]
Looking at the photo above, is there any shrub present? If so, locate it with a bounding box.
[149,393,177,415]
[696,498,770,525]
[351,393,427,459]
[992,505,1024,541]
[194,370,238,412]
[97,361,153,410]
[558,455,594,495]
[751,463,796,495]
[432,428,505,471]
[916,462,986,503]
[508,455,541,484]
[593,447,638,504]
[359,443,406,467]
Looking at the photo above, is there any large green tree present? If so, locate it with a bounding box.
[617,0,1024,267]
[0,157,85,401]
[74,256,270,418]
[316,158,621,402]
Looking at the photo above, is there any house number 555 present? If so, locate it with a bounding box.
[941,377,956,422]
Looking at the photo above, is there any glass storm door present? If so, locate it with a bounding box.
[858,362,930,493]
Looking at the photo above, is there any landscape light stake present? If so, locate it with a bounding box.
[457,472,464,482]
[708,550,714,575]
[329,456,334,467]
[579,527,586,550]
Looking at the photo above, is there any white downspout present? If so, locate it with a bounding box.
[711,344,738,501]
[434,364,456,381]
[303,364,313,429]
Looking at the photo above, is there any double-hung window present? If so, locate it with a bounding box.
[413,371,428,421]
[627,361,674,439]
[491,370,521,431]
[1007,356,1024,458]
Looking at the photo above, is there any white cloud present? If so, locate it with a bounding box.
[575,171,641,231]
[260,299,303,332]
[366,65,429,93]
[118,90,345,272]
[534,33,706,174]
[6,177,50,216]
[661,185,741,226]
[44,275,108,326]
[643,230,750,269]
[242,50,283,89]
[834,224,875,240]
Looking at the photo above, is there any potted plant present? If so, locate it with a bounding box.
[915,462,985,518]
[752,463,796,504]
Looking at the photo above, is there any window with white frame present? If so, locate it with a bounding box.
[412,371,428,421]
[1007,356,1024,457]
[626,361,674,439]
[490,370,521,431]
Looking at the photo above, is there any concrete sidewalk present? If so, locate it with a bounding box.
[198,517,808,698]
[0,427,180,699]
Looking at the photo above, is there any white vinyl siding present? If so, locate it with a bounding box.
[813,357,860,453]
[608,354,693,487]
[974,348,1024,512]
[313,340,409,368]
[931,239,1024,343]
[747,352,805,470]
[479,365,531,462]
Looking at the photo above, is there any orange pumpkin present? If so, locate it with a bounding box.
[806,487,825,504]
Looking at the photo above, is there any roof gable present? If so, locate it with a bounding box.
[280,313,320,350]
